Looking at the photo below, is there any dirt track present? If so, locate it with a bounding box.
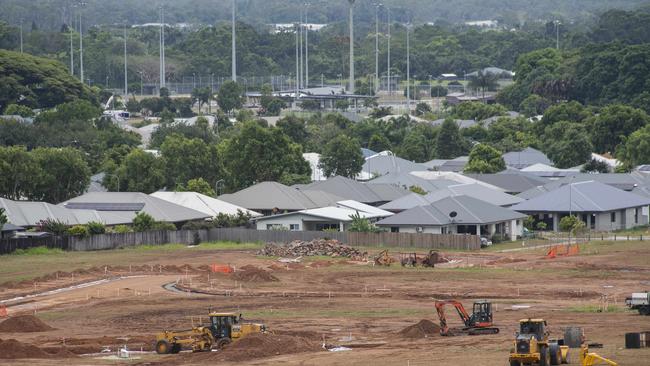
[0,244,649,365]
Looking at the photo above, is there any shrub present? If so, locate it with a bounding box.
[153,222,177,231]
[133,211,156,232]
[113,225,132,234]
[213,210,252,228]
[67,225,89,237]
[181,220,215,230]
[85,221,106,235]
[192,232,201,246]
[36,218,68,235]
[348,213,383,233]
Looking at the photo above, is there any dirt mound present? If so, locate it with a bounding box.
[486,257,527,265]
[0,315,55,333]
[0,338,52,359]
[233,265,279,283]
[398,320,440,339]
[220,333,321,361]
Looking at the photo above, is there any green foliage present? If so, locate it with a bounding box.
[300,100,321,111]
[451,102,506,121]
[414,102,432,117]
[67,225,90,237]
[319,135,364,178]
[10,247,64,256]
[276,115,308,145]
[536,222,548,231]
[435,118,466,159]
[334,100,350,111]
[617,124,650,167]
[36,218,68,235]
[85,221,106,235]
[125,98,141,113]
[0,207,8,227]
[587,104,649,154]
[160,134,221,190]
[263,98,285,116]
[113,225,132,234]
[464,144,506,173]
[153,222,177,231]
[217,81,243,113]
[581,159,611,173]
[523,216,535,230]
[519,94,550,117]
[191,87,212,112]
[369,106,392,119]
[30,147,91,203]
[105,149,165,194]
[399,130,430,162]
[180,177,216,197]
[213,210,252,228]
[468,71,499,97]
[559,215,585,233]
[409,185,427,195]
[3,104,34,117]
[545,122,593,168]
[347,212,383,233]
[132,212,156,232]
[368,134,392,152]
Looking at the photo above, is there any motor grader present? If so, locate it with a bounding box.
[155,312,268,354]
[509,319,569,366]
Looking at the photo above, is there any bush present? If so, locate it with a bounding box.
[67,225,89,237]
[85,221,106,235]
[133,212,156,232]
[181,220,215,230]
[213,210,252,228]
[113,225,132,234]
[153,222,177,231]
[36,218,68,235]
[348,213,384,233]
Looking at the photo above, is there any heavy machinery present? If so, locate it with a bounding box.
[398,250,441,267]
[509,319,569,366]
[579,345,617,366]
[155,312,268,354]
[374,250,395,266]
[625,291,650,315]
[434,300,500,336]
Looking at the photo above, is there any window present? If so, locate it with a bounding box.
[390,227,399,233]
[611,212,616,223]
[635,208,639,224]
[289,224,300,231]
[316,223,339,231]
[266,224,284,230]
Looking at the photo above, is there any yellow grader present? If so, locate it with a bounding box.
[155,312,268,354]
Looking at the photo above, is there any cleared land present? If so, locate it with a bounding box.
[0,240,649,365]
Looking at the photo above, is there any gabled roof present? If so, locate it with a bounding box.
[379,193,432,211]
[301,176,408,204]
[0,198,132,227]
[2,223,25,232]
[511,181,650,213]
[437,156,469,172]
[410,171,505,191]
[256,202,391,224]
[336,200,394,218]
[219,182,319,211]
[521,163,560,172]
[150,192,261,217]
[377,195,526,227]
[369,171,457,192]
[503,148,553,169]
[365,183,411,202]
[301,190,347,207]
[362,153,429,176]
[517,173,650,199]
[465,173,548,194]
[62,192,210,223]
[424,184,524,207]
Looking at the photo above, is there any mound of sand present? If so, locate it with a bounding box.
[398,320,440,339]
[219,333,321,362]
[233,265,279,283]
[0,338,51,359]
[0,315,55,333]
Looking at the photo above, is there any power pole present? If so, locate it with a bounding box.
[79,2,86,84]
[374,3,381,94]
[124,24,128,99]
[387,7,391,96]
[305,3,309,88]
[162,7,166,88]
[231,0,237,82]
[70,9,74,75]
[19,19,23,53]
[406,22,411,112]
[555,20,561,50]
[348,0,355,94]
[295,23,300,101]
[299,8,303,89]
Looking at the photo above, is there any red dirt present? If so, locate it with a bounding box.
[0,338,51,359]
[0,315,55,333]
[233,265,279,282]
[398,319,441,339]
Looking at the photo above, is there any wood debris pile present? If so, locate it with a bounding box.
[258,239,366,260]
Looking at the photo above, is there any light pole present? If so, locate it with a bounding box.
[555,20,561,50]
[78,1,86,84]
[374,3,381,94]
[406,20,411,112]
[159,6,166,90]
[299,7,303,89]
[305,2,310,88]
[231,0,237,82]
[139,71,143,96]
[348,0,356,94]
[193,73,196,90]
[69,17,74,75]
[295,23,299,99]
[124,24,128,99]
[19,18,23,54]
[387,7,391,96]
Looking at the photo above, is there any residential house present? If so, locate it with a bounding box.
[1,223,25,239]
[376,195,526,240]
[299,176,410,206]
[369,172,458,192]
[362,151,429,178]
[150,192,261,218]
[465,173,549,195]
[502,147,553,170]
[517,173,650,200]
[511,181,650,231]
[520,163,579,179]
[410,171,505,191]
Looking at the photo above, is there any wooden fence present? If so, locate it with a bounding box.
[0,229,480,254]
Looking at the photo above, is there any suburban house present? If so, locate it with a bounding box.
[517,173,650,200]
[1,223,26,239]
[61,192,210,224]
[376,195,526,240]
[465,173,549,195]
[379,183,523,212]
[150,192,261,218]
[410,171,505,191]
[255,201,393,231]
[520,163,579,179]
[511,181,650,231]
[0,197,132,228]
[361,151,429,178]
[503,147,553,170]
[299,176,409,206]
[369,171,458,193]
[218,181,343,215]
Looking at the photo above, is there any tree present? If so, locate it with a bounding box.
[415,102,432,116]
[368,134,392,152]
[435,118,466,159]
[519,94,550,117]
[191,87,212,113]
[217,81,243,113]
[369,106,392,118]
[618,124,650,167]
[125,98,141,114]
[265,98,285,116]
[347,212,383,233]
[276,115,308,145]
[559,215,586,234]
[108,149,166,193]
[160,134,221,190]
[581,159,611,173]
[183,177,216,197]
[319,135,364,178]
[30,147,91,203]
[399,131,430,162]
[588,105,649,154]
[464,144,506,173]
[133,211,156,232]
[300,100,321,110]
[451,102,506,121]
[545,123,593,168]
[0,207,7,228]
[335,99,350,111]
[3,104,34,117]
[0,145,39,200]
[468,70,499,99]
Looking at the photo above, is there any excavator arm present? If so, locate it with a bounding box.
[435,300,472,336]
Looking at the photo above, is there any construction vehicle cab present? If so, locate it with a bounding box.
[470,301,494,327]
[509,319,568,366]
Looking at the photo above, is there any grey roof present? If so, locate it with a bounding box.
[301,190,347,207]
[2,223,25,232]
[0,198,132,227]
[438,156,469,172]
[511,181,650,213]
[465,173,548,194]
[62,192,210,223]
[377,195,526,227]
[369,172,457,192]
[503,148,553,170]
[423,159,449,170]
[301,176,409,204]
[431,119,478,129]
[366,183,411,202]
[516,186,550,200]
[424,184,524,207]
[379,192,432,211]
[517,173,650,199]
[219,182,320,211]
[361,148,377,158]
[362,154,429,176]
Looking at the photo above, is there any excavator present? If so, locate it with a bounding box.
[434,300,500,336]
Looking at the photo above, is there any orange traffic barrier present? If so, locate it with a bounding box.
[210,264,234,274]
[546,244,581,259]
[0,305,8,318]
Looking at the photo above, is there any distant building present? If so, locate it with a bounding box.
[464,20,499,28]
[445,92,495,105]
[467,67,514,79]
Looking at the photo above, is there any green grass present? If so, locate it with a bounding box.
[567,304,627,313]
[10,247,65,256]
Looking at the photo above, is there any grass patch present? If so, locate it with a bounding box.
[10,247,65,256]
[567,304,627,313]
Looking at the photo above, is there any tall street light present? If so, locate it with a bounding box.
[304,2,310,88]
[406,21,411,112]
[231,0,237,82]
[299,7,303,89]
[374,3,381,94]
[295,23,300,101]
[159,6,166,90]
[19,18,23,54]
[555,20,561,50]
[348,0,355,94]
[78,2,87,84]
[124,24,128,99]
[387,7,391,96]
[69,17,74,75]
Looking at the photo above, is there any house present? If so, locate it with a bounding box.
[376,195,526,240]
[299,176,410,206]
[465,173,549,195]
[466,67,514,79]
[1,223,25,239]
[0,197,132,228]
[410,171,505,191]
[421,156,470,172]
[255,201,393,232]
[503,148,553,170]
[150,192,261,218]
[520,163,579,179]
[511,181,650,232]
[218,182,343,215]
[361,151,429,178]
[379,183,523,212]
[517,173,650,200]
[369,171,458,192]
[61,192,210,224]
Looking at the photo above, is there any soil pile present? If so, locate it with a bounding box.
[398,320,440,339]
[219,333,321,362]
[0,315,55,333]
[487,257,527,265]
[233,265,279,283]
[0,338,51,359]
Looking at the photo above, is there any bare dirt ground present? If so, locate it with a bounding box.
[0,241,649,365]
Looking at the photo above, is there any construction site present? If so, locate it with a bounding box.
[0,239,649,365]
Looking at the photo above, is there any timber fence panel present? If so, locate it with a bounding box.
[345,232,480,250]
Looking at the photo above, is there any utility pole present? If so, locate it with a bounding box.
[387,7,391,96]
[555,20,561,50]
[19,18,23,53]
[79,2,86,84]
[231,0,237,82]
[139,71,143,96]
[406,21,411,112]
[305,2,309,89]
[69,17,74,75]
[299,8,303,89]
[374,3,381,94]
[124,24,128,99]
[348,0,355,94]
[295,23,300,101]
[159,6,166,90]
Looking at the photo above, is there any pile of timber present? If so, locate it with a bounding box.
[258,239,367,260]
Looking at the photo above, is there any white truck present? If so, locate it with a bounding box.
[626,292,650,315]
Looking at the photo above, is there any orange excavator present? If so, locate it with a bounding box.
[435,300,500,336]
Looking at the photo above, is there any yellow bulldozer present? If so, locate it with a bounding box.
[155,312,268,354]
[509,319,569,366]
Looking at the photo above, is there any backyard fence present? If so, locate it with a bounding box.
[0,228,481,254]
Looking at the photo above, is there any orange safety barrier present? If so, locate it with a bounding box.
[210,264,234,274]
[0,305,8,318]
[546,244,581,259]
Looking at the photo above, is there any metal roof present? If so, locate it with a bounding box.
[62,192,210,223]
[410,171,506,191]
[336,200,394,217]
[465,173,548,194]
[256,204,389,224]
[219,182,320,211]
[379,193,432,211]
[369,172,458,192]
[377,195,526,226]
[511,180,650,213]
[424,184,524,207]
[150,192,261,217]
[0,198,132,227]
[503,148,553,169]
[301,176,409,204]
[362,153,429,176]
